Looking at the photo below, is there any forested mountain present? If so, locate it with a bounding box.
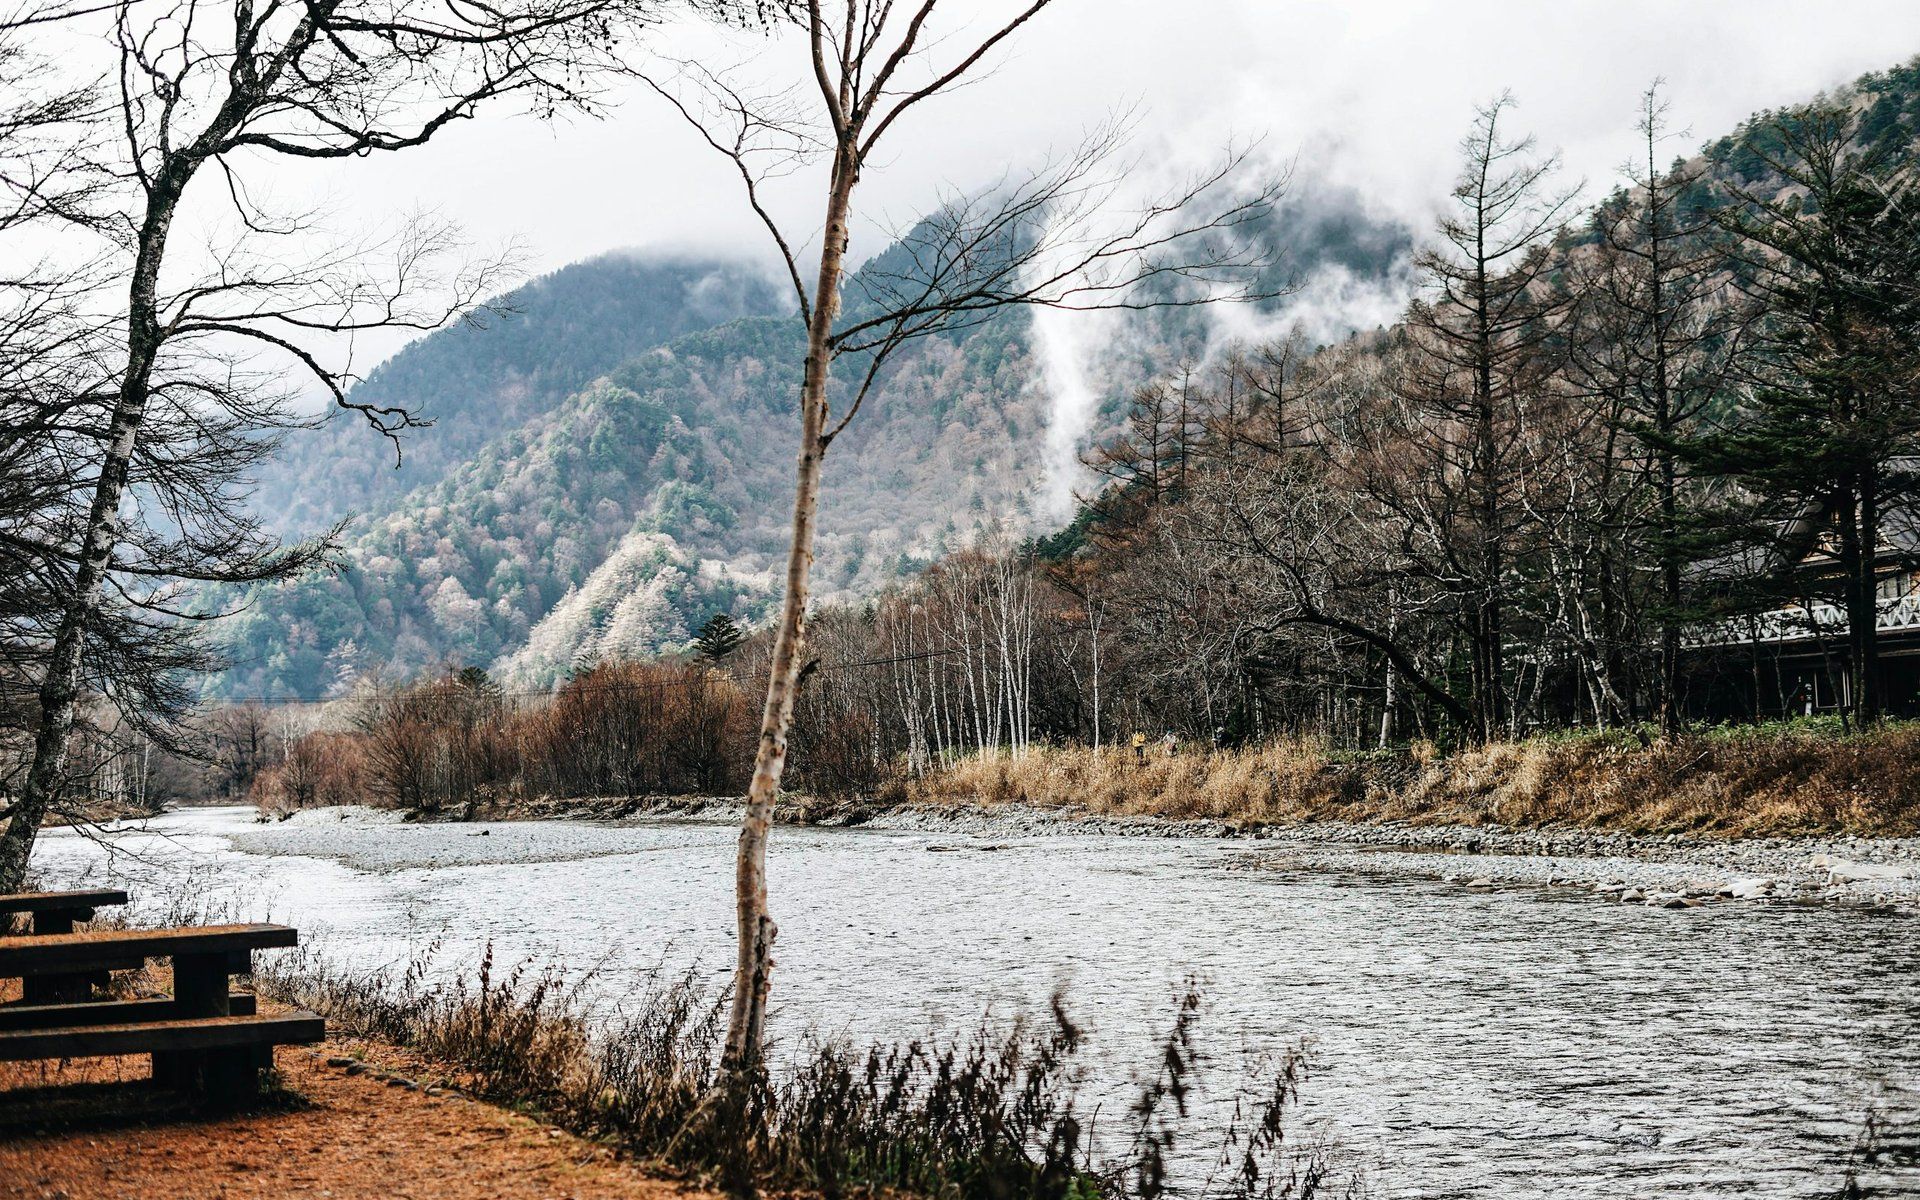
[211,182,1416,699]
[252,254,788,536]
[212,58,1920,705]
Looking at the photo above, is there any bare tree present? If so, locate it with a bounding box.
[639,0,1280,1076]
[1567,81,1748,733]
[1395,93,1578,741]
[0,0,689,888]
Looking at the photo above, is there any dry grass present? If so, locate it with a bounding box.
[909,721,1920,836]
[251,947,1352,1200]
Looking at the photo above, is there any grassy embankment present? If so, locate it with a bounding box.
[249,948,1347,1200]
[908,719,1920,837]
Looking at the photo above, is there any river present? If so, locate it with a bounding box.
[27,805,1920,1199]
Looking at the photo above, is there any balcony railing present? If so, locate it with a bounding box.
[1682,592,1920,649]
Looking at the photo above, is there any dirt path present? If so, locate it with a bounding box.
[0,1038,715,1200]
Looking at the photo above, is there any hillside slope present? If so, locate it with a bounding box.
[211,183,1419,698]
[255,254,787,536]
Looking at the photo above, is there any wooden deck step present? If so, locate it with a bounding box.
[0,889,128,916]
[0,1011,323,1061]
[0,923,297,977]
[0,993,256,1031]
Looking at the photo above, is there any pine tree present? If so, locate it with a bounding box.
[1673,104,1920,725]
[1570,83,1749,733]
[1397,94,1579,742]
[694,613,745,664]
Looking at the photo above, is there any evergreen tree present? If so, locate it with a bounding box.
[1673,104,1920,725]
[1397,94,1579,742]
[694,612,745,664]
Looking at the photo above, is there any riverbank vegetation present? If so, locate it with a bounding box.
[909,721,1920,836]
[253,946,1353,1199]
[232,673,1920,835]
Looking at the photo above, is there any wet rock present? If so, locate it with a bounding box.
[1809,854,1915,883]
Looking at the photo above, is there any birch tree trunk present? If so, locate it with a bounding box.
[723,142,857,1072]
[0,177,183,891]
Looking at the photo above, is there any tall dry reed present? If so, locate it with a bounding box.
[255,945,1354,1200]
[910,722,1920,836]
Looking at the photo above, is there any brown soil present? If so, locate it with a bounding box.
[0,1037,717,1200]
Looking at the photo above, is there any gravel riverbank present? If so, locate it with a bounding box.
[274,794,1920,914]
[864,801,1920,913]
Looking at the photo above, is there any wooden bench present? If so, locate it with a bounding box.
[0,889,130,1003]
[0,924,324,1104]
[0,888,128,935]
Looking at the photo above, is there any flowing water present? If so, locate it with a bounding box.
[28,805,1920,1199]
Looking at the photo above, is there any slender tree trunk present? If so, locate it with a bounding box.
[1853,479,1882,725]
[723,143,856,1073]
[0,181,181,891]
[1471,226,1506,744]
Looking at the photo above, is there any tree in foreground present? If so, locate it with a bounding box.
[0,0,709,889]
[639,0,1282,1089]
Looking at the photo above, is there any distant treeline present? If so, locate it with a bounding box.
[247,663,752,815]
[42,80,1920,819]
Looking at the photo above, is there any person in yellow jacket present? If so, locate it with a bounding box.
[1131,731,1148,761]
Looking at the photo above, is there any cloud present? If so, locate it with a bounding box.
[217,2,1920,286]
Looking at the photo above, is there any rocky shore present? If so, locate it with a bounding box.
[864,801,1920,913]
[280,792,1920,914]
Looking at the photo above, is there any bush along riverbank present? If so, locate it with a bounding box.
[262,717,1920,838]
[250,718,1920,912]
[251,945,1358,1200]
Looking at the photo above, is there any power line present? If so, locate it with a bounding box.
[201,643,981,708]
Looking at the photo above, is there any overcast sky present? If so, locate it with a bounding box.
[258,1,1920,288]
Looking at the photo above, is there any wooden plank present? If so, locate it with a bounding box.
[0,924,297,977]
[0,889,128,915]
[0,993,256,1031]
[0,1011,324,1061]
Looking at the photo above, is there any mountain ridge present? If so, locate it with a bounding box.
[208,182,1439,698]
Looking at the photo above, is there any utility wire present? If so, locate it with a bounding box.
[201,643,983,708]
